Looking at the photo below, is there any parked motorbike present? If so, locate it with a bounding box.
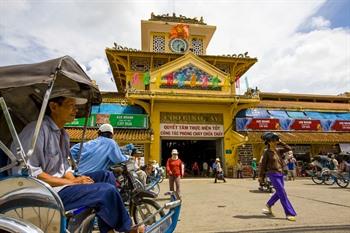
[111,159,165,225]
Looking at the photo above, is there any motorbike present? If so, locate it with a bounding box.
[111,159,165,225]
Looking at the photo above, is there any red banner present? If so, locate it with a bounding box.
[246,118,280,130]
[290,119,321,131]
[332,120,350,131]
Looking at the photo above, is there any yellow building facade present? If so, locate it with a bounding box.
[105,14,259,174]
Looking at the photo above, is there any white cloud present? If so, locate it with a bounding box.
[309,16,331,30]
[249,28,350,94]
[1,0,348,95]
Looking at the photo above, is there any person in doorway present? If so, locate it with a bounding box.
[251,158,257,180]
[214,158,226,183]
[70,123,128,175]
[192,161,200,176]
[236,159,243,178]
[11,95,143,233]
[166,149,183,196]
[259,132,297,221]
[202,161,208,177]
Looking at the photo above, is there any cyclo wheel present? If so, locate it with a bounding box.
[321,170,335,185]
[323,174,336,185]
[311,172,324,184]
[131,198,165,225]
[335,174,350,188]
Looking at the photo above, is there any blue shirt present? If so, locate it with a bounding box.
[71,136,128,175]
[10,116,73,192]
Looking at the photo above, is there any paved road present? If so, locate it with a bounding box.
[157,178,350,233]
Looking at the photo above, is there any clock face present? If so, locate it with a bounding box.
[170,38,188,53]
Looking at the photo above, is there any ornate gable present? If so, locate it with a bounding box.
[150,52,230,93]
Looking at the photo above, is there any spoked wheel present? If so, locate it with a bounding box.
[322,171,336,185]
[0,201,63,232]
[131,199,165,225]
[335,174,350,188]
[311,173,324,184]
[323,175,336,185]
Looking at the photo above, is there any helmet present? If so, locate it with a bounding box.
[261,132,279,142]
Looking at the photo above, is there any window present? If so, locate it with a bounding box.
[152,35,165,52]
[191,38,203,55]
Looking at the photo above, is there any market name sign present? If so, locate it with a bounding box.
[66,114,148,129]
[160,112,223,124]
[160,123,224,137]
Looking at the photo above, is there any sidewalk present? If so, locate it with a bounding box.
[158,178,350,232]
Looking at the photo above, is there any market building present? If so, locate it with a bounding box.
[235,92,350,176]
[66,14,350,176]
[66,14,259,176]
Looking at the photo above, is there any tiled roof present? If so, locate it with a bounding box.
[101,92,128,103]
[257,100,350,111]
[244,131,350,144]
[66,127,151,143]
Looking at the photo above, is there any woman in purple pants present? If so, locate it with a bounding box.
[258,132,297,221]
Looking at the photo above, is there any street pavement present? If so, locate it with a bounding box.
[157,178,350,233]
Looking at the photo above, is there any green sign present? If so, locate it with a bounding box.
[225,149,232,154]
[65,114,148,129]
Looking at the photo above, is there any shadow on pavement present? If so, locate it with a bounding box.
[249,190,272,194]
[233,214,285,220]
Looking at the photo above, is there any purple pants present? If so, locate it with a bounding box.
[267,173,296,216]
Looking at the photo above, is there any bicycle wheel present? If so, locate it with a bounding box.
[311,174,324,184]
[323,174,336,185]
[131,198,165,225]
[335,174,350,188]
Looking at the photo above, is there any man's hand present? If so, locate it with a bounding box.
[74,176,94,184]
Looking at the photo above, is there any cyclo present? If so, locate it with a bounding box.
[0,56,181,233]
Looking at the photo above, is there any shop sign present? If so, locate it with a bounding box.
[65,114,148,129]
[246,118,280,130]
[160,123,224,137]
[331,120,350,131]
[290,119,321,131]
[160,112,223,124]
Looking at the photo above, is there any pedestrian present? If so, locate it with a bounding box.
[259,132,297,221]
[192,161,200,176]
[202,161,208,177]
[166,149,183,196]
[214,158,226,183]
[330,154,339,171]
[287,153,297,181]
[236,159,243,178]
[11,95,143,233]
[70,123,128,175]
[251,158,257,180]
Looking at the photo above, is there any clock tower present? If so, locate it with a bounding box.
[141,13,216,55]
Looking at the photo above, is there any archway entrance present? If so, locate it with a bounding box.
[161,139,223,177]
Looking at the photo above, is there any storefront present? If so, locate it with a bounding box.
[234,92,350,173]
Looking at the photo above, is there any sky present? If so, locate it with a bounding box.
[0,0,349,95]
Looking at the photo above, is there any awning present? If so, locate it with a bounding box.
[66,127,151,143]
[243,132,350,144]
[339,143,350,153]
